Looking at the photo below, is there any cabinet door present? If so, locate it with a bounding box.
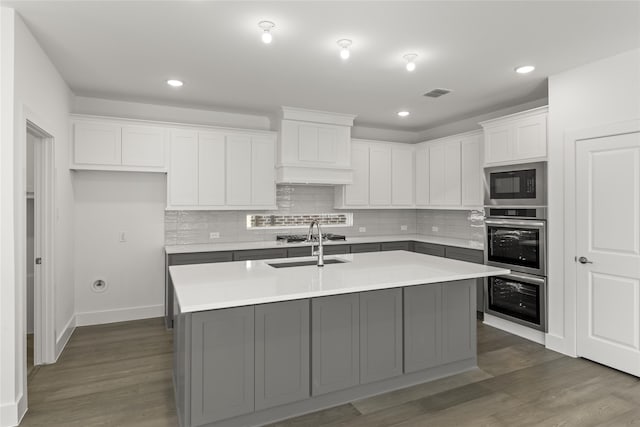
[74,121,121,165]
[311,294,360,395]
[233,248,288,261]
[391,145,414,206]
[255,300,310,410]
[428,142,445,205]
[169,131,198,206]
[413,242,446,257]
[350,243,381,253]
[404,284,442,372]
[484,125,512,164]
[198,132,226,206]
[226,135,252,205]
[443,141,462,205]
[415,146,429,206]
[461,135,482,207]
[359,289,403,384]
[345,142,370,206]
[251,136,276,206]
[513,114,547,160]
[442,280,476,363]
[121,125,165,168]
[369,144,392,206]
[190,307,255,425]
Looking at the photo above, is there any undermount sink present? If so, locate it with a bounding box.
[268,259,349,268]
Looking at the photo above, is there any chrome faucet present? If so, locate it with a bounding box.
[306,220,324,267]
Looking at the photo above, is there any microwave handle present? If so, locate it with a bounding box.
[485,219,546,228]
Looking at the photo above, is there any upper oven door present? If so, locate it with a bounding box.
[484,162,546,206]
[485,218,547,276]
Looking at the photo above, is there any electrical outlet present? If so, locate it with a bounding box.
[431,226,439,233]
[209,232,220,239]
[119,231,127,242]
[358,227,366,233]
[400,225,408,231]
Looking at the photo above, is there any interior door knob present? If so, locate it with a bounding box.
[578,256,593,264]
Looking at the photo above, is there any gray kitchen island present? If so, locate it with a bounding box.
[170,250,508,427]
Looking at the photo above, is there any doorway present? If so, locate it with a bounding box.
[25,120,56,369]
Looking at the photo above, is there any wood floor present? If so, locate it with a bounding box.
[20,318,639,427]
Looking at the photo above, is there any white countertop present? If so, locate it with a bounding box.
[165,234,483,255]
[170,250,508,313]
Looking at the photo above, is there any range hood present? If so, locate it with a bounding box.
[275,106,357,185]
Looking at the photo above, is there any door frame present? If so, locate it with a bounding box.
[25,119,56,365]
[564,118,640,358]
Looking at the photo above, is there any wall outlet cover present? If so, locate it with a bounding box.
[209,232,220,239]
[432,226,439,232]
[358,227,366,233]
[400,225,408,231]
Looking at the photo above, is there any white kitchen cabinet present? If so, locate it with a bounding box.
[414,146,429,207]
[461,133,483,207]
[71,117,166,171]
[481,106,547,166]
[168,130,276,210]
[334,140,415,209]
[429,140,461,206]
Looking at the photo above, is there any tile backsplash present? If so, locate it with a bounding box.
[165,185,483,245]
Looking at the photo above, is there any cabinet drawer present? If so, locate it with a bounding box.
[350,243,381,253]
[287,246,313,258]
[444,247,483,264]
[413,242,446,257]
[233,248,288,261]
[380,241,413,252]
[169,251,233,266]
[324,245,349,255]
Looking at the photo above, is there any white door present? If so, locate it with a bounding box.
[576,130,640,377]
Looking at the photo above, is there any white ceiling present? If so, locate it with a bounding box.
[8,1,640,132]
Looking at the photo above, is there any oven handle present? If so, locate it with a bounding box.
[497,272,546,285]
[485,219,546,228]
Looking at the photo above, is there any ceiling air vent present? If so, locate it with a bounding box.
[423,88,451,98]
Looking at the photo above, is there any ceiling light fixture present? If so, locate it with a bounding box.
[403,54,418,72]
[167,79,183,87]
[258,21,275,44]
[337,39,352,60]
[515,65,535,74]
[397,111,410,117]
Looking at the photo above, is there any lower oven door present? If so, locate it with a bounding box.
[485,272,547,332]
[485,218,546,276]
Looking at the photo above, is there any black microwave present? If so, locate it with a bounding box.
[484,162,547,206]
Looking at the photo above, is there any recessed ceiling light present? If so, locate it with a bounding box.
[403,54,418,72]
[337,39,352,60]
[258,21,275,44]
[515,65,535,74]
[397,111,410,117]
[167,79,183,87]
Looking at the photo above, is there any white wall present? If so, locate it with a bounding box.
[546,48,640,355]
[1,8,75,426]
[73,172,166,325]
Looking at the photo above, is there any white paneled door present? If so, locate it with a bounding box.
[576,130,640,377]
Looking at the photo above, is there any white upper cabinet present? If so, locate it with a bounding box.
[480,106,548,166]
[167,129,276,210]
[415,130,483,209]
[71,116,167,172]
[276,107,357,184]
[335,140,415,209]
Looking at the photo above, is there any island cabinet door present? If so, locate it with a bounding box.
[255,300,310,410]
[190,307,255,426]
[404,284,443,373]
[311,294,360,395]
[359,288,403,384]
[442,279,476,363]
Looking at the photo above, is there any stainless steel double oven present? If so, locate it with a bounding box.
[483,162,548,331]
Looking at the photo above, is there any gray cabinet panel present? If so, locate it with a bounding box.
[311,294,360,395]
[350,243,381,253]
[404,284,442,373]
[287,246,313,258]
[359,289,403,384]
[444,247,484,313]
[323,244,350,255]
[233,248,288,261]
[442,280,476,363]
[380,241,413,252]
[413,242,446,257]
[255,300,310,410]
[191,307,255,425]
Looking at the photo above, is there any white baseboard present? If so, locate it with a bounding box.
[545,332,577,357]
[55,315,76,361]
[0,391,26,427]
[75,304,164,327]
[483,313,546,345]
